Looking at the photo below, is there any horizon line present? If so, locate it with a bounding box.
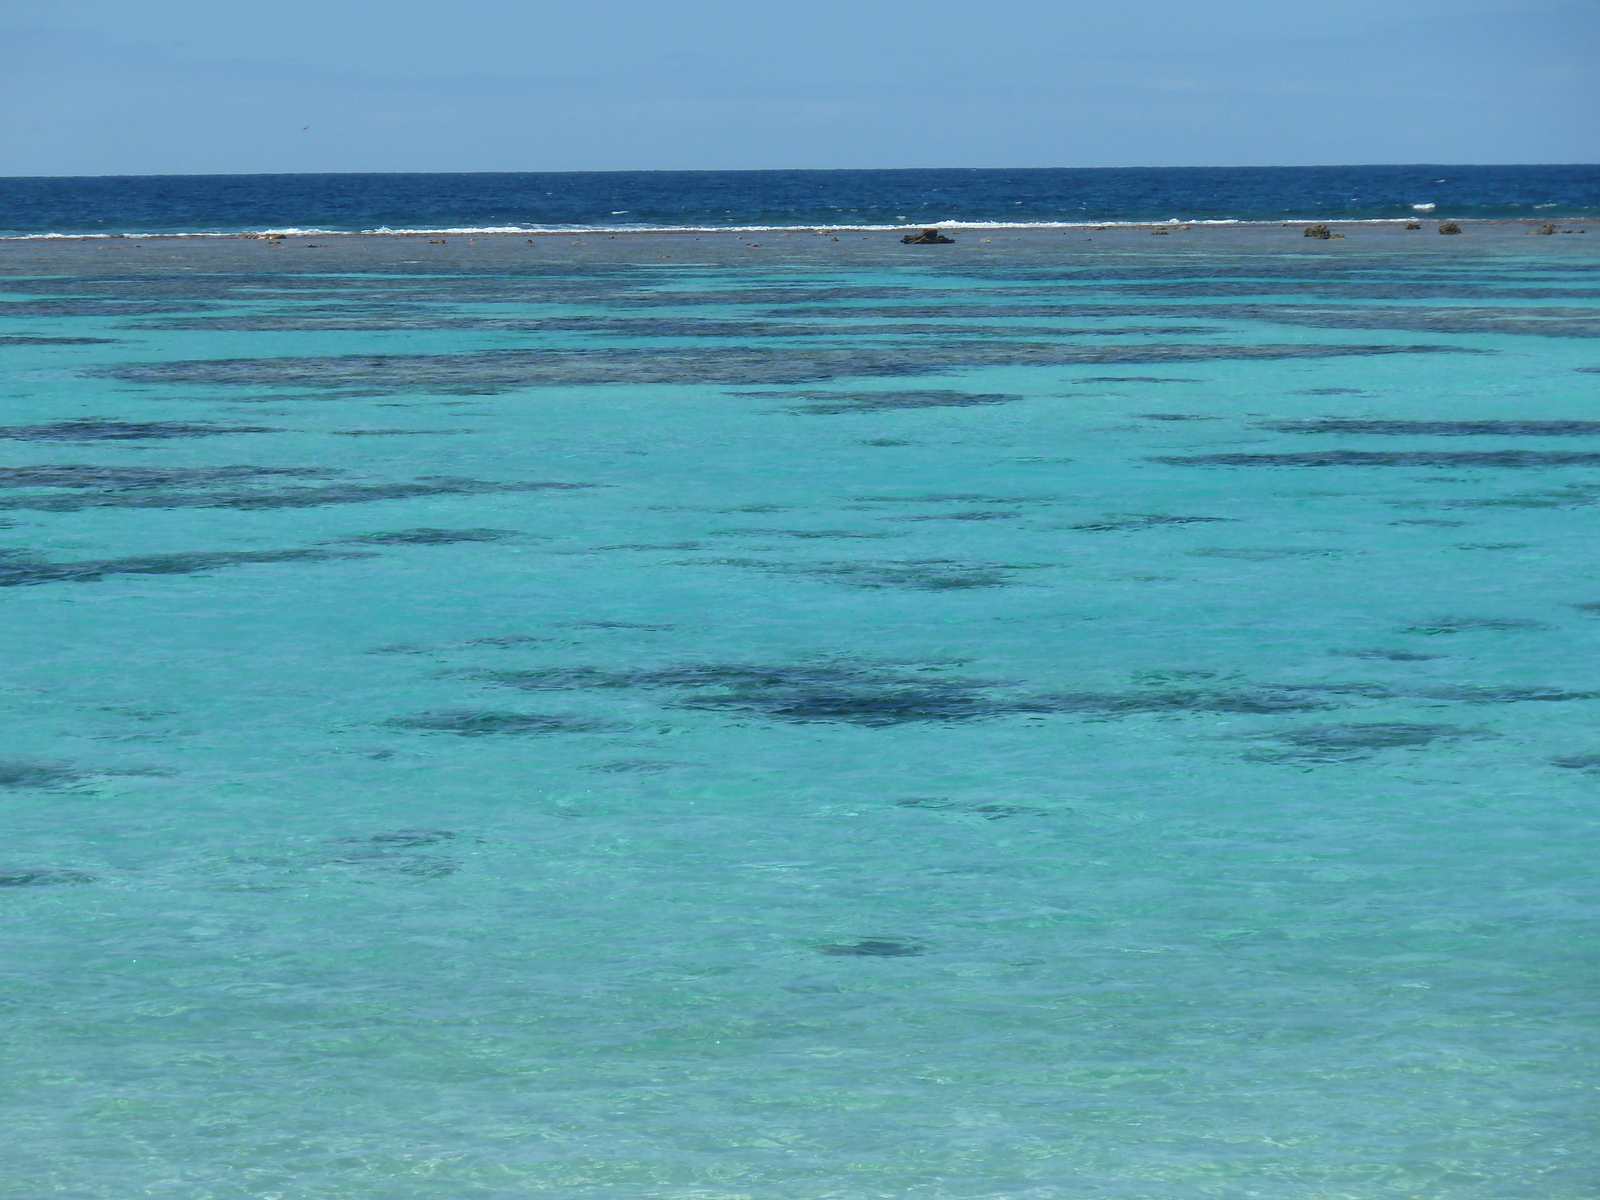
[5,162,1598,182]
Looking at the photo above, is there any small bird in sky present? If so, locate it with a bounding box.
[302,125,310,131]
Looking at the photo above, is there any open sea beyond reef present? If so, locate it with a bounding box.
[2,172,1599,1198]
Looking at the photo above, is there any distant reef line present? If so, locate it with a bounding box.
[4,218,1597,242]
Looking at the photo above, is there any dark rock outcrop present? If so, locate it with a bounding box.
[1304,224,1332,239]
[1531,224,1557,235]
[1438,221,1463,235]
[1405,221,1422,230]
[900,229,955,244]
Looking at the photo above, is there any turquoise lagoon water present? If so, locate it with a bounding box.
[1,225,1597,1198]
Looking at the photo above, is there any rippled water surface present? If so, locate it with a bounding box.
[2,225,1598,1198]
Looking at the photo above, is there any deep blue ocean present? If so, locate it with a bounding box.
[1,172,1598,1198]
[1,164,1597,236]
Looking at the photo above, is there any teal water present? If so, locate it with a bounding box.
[2,226,1597,1198]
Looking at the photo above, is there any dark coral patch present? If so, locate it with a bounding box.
[341,830,458,847]
[1263,419,1600,436]
[0,869,98,887]
[1399,617,1548,634]
[568,621,675,631]
[330,528,520,546]
[781,391,1022,414]
[0,761,82,788]
[896,798,1047,819]
[1042,687,1341,716]
[1188,548,1346,560]
[1242,723,1488,763]
[98,343,1460,396]
[0,547,372,587]
[852,494,1058,505]
[386,711,611,736]
[1329,649,1442,661]
[709,528,893,540]
[328,428,473,437]
[789,560,1028,589]
[1155,451,1600,467]
[1067,514,1232,531]
[892,511,1024,522]
[0,465,321,490]
[472,661,1349,726]
[1447,484,1600,509]
[0,474,592,513]
[1551,753,1600,770]
[0,419,278,441]
[1078,377,1201,384]
[1248,306,1600,339]
[1417,685,1596,703]
[475,662,1028,726]
[817,938,923,957]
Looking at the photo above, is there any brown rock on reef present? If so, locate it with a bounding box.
[1304,224,1332,239]
[1405,221,1422,230]
[900,229,955,244]
[1531,224,1556,235]
[1438,221,1462,235]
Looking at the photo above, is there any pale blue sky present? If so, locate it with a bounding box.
[2,0,1595,176]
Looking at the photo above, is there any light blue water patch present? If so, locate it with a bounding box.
[1,229,1598,1199]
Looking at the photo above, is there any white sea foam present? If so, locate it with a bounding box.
[1412,203,1436,211]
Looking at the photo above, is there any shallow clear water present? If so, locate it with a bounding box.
[2,225,1598,1198]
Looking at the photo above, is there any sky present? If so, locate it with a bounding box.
[2,0,1596,176]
